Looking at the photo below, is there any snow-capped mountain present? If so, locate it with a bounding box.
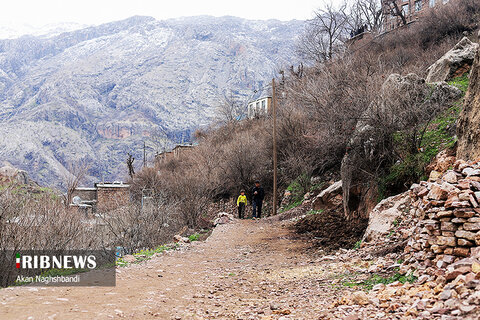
[0,22,89,39]
[0,15,303,188]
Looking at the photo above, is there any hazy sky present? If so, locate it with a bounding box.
[0,0,326,27]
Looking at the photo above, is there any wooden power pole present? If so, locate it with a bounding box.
[272,78,278,216]
[143,141,146,168]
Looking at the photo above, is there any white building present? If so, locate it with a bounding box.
[247,96,272,119]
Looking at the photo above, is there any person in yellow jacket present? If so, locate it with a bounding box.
[237,190,247,219]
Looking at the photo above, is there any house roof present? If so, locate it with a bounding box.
[96,183,130,188]
[75,187,97,191]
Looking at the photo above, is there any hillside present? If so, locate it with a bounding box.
[0,15,303,188]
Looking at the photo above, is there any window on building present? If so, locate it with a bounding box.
[261,99,266,112]
[402,4,409,16]
[415,1,422,11]
[429,0,435,7]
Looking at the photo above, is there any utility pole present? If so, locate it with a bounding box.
[143,141,146,168]
[272,78,278,216]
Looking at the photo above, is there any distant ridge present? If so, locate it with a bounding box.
[0,15,303,189]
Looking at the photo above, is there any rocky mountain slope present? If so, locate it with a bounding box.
[0,22,88,40]
[0,16,303,188]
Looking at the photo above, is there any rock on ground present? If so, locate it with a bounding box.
[363,191,412,242]
[312,180,343,210]
[426,37,479,83]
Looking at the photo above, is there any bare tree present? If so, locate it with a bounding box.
[383,0,407,26]
[63,161,90,208]
[215,91,246,123]
[127,153,135,178]
[298,2,349,63]
[0,188,102,287]
[343,0,383,34]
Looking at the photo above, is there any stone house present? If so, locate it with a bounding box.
[71,182,130,214]
[155,144,196,164]
[96,183,130,212]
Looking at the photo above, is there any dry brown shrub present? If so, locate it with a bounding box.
[99,200,181,251]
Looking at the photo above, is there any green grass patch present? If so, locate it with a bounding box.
[116,244,178,267]
[188,233,200,242]
[279,199,303,213]
[284,173,311,207]
[309,182,325,193]
[353,240,362,250]
[343,272,417,291]
[306,209,323,216]
[448,73,470,93]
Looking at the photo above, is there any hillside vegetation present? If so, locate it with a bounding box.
[131,0,480,226]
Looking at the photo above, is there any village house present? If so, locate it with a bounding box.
[247,96,272,119]
[155,143,196,164]
[382,0,451,32]
[71,181,130,214]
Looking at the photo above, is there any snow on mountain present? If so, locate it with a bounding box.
[0,15,303,188]
[0,22,89,39]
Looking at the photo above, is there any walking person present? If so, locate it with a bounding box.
[251,180,265,219]
[237,189,247,219]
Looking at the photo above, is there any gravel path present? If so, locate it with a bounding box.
[0,220,347,320]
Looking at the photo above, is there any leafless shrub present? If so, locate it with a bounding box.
[367,74,462,157]
[281,51,384,176]
[98,199,180,251]
[341,73,462,220]
[0,187,102,286]
[417,0,480,48]
[131,155,215,228]
[0,188,100,252]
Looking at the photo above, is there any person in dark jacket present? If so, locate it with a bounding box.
[251,180,265,219]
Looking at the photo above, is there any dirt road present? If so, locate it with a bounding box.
[0,220,345,320]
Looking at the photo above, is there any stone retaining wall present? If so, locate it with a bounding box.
[407,159,480,267]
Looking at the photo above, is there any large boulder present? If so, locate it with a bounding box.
[363,191,411,242]
[312,180,343,210]
[458,44,480,160]
[426,37,479,83]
